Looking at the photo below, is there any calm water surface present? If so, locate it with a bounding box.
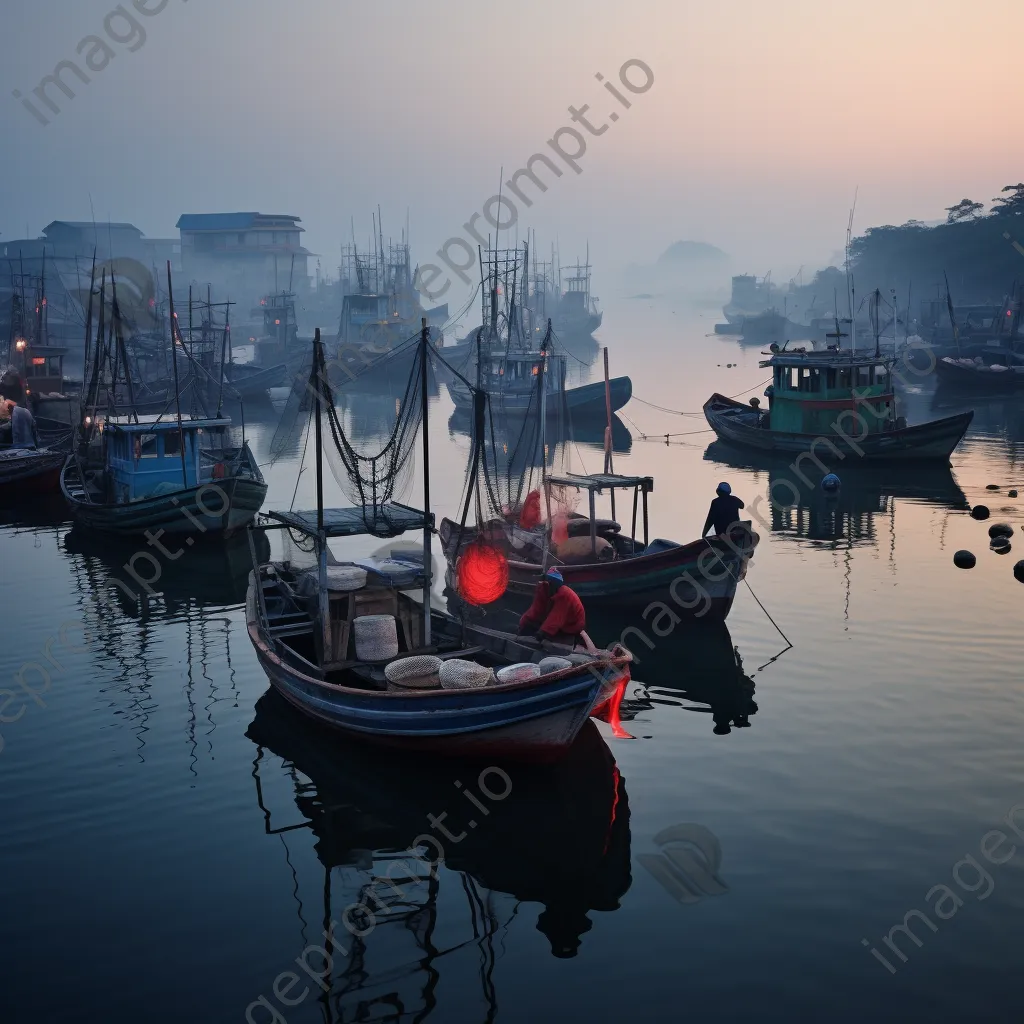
[3,293,1024,1023]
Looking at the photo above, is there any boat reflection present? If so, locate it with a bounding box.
[58,528,262,768]
[704,440,968,548]
[589,616,759,736]
[246,690,630,1016]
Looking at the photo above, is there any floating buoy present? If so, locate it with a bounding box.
[971,505,990,520]
[1010,490,1019,498]
[995,543,1012,555]
[989,522,1014,539]
[456,540,509,605]
[1014,560,1024,582]
[987,484,1000,491]
[821,472,841,493]
[953,550,976,568]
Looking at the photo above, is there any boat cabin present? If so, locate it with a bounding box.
[760,350,895,435]
[480,348,565,391]
[103,414,232,502]
[23,343,68,397]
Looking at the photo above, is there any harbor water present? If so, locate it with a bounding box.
[3,293,1024,1023]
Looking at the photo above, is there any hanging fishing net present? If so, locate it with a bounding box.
[269,332,427,535]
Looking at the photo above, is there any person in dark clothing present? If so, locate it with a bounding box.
[518,568,587,644]
[702,482,745,537]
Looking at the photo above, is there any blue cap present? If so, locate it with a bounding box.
[717,482,731,495]
[545,568,563,582]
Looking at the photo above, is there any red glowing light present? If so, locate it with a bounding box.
[456,541,509,605]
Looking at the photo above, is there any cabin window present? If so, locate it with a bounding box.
[826,368,837,389]
[855,365,872,388]
[875,365,890,389]
[836,368,853,389]
[164,432,181,458]
[134,434,159,460]
[797,368,821,393]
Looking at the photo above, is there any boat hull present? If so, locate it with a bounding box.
[61,454,268,536]
[441,518,756,620]
[447,375,631,419]
[703,393,973,462]
[246,592,629,762]
[935,357,1024,391]
[0,449,65,495]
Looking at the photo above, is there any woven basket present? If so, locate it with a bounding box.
[353,614,399,661]
[495,662,542,685]
[439,659,495,689]
[325,565,367,591]
[385,655,442,692]
[538,656,573,675]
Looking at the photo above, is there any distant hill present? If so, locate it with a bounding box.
[657,240,730,265]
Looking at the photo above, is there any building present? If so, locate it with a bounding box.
[176,213,312,300]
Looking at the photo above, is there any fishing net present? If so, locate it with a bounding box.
[270,332,427,534]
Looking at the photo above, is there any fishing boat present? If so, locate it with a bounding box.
[445,330,630,420]
[704,347,973,462]
[246,326,632,762]
[61,413,266,535]
[442,471,756,617]
[0,446,66,495]
[441,341,756,618]
[61,263,267,536]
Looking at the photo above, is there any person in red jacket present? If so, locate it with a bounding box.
[518,568,586,644]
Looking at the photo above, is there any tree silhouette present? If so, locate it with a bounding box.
[991,183,1024,217]
[945,198,985,223]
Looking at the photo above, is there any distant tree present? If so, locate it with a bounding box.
[945,199,984,223]
[991,183,1024,217]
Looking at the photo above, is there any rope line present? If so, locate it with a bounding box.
[631,377,772,417]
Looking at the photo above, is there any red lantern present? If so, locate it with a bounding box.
[456,540,509,606]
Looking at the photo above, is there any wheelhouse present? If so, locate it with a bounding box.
[761,351,895,434]
[102,414,232,501]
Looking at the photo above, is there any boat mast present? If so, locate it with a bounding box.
[539,320,552,571]
[313,328,331,663]
[420,318,432,646]
[165,262,189,489]
[603,346,616,520]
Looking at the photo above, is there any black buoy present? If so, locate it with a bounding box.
[987,484,1000,491]
[954,550,977,569]
[996,544,1013,555]
[1010,490,1019,498]
[971,505,990,521]
[1014,560,1024,583]
[989,523,1014,539]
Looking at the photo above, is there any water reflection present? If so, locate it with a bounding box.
[246,691,630,1017]
[591,617,759,736]
[704,440,968,548]
[59,530,266,766]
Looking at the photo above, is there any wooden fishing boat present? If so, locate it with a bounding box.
[704,349,973,461]
[935,355,1024,391]
[441,471,757,618]
[61,413,267,535]
[0,447,65,495]
[446,347,630,420]
[246,328,632,762]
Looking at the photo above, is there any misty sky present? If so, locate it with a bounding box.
[3,0,1023,300]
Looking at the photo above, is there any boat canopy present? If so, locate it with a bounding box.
[547,471,654,494]
[266,503,433,539]
[759,350,893,370]
[103,413,232,433]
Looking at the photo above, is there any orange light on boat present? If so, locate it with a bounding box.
[31,357,45,366]
[456,540,509,605]
[14,338,26,351]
